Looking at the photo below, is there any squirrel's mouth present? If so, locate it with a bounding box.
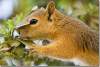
[13,30,53,46]
[33,39,52,46]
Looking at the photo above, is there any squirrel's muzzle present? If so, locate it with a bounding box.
[13,28,20,38]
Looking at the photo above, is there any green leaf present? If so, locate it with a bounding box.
[15,13,24,25]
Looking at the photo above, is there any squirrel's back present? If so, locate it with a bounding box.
[52,9,99,53]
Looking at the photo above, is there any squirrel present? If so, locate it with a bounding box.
[16,1,99,66]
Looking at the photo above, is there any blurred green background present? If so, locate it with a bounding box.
[0,0,99,66]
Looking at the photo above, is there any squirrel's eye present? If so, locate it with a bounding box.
[30,19,38,24]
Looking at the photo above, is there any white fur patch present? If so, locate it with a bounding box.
[72,58,89,66]
[34,40,43,46]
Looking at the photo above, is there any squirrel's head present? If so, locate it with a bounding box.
[16,1,65,40]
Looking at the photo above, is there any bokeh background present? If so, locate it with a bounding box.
[0,0,99,66]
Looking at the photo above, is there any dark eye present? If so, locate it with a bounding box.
[30,19,38,24]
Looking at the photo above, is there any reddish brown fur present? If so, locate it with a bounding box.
[17,1,99,66]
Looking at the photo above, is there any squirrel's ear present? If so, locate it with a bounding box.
[46,1,55,15]
[46,1,55,21]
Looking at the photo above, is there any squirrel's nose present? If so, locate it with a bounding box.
[13,28,20,38]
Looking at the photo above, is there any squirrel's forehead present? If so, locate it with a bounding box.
[28,8,46,16]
